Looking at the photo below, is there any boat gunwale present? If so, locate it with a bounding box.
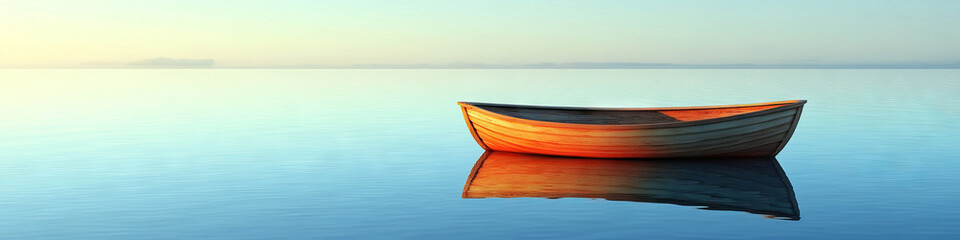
[457,100,807,130]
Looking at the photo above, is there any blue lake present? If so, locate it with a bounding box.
[1,69,958,239]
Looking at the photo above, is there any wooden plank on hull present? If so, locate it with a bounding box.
[466,108,798,137]
[460,107,489,150]
[471,115,795,146]
[472,122,791,152]
[772,105,805,156]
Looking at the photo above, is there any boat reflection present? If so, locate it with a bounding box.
[463,151,800,220]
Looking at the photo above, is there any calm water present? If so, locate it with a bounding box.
[1,69,958,239]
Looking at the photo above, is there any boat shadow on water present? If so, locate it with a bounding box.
[462,151,801,220]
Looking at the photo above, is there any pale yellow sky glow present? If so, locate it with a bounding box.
[1,0,958,68]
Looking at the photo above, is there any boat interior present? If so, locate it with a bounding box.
[470,102,794,125]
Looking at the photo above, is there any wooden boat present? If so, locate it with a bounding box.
[463,151,801,220]
[458,100,806,158]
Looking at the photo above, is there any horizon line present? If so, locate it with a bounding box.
[3,62,960,69]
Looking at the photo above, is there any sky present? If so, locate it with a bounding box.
[1,0,958,68]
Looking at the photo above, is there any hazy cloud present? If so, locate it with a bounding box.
[128,58,215,68]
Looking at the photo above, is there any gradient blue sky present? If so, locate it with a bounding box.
[1,0,958,68]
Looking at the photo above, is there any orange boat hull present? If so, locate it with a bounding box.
[459,100,805,158]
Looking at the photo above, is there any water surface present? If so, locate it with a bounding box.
[1,69,958,239]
